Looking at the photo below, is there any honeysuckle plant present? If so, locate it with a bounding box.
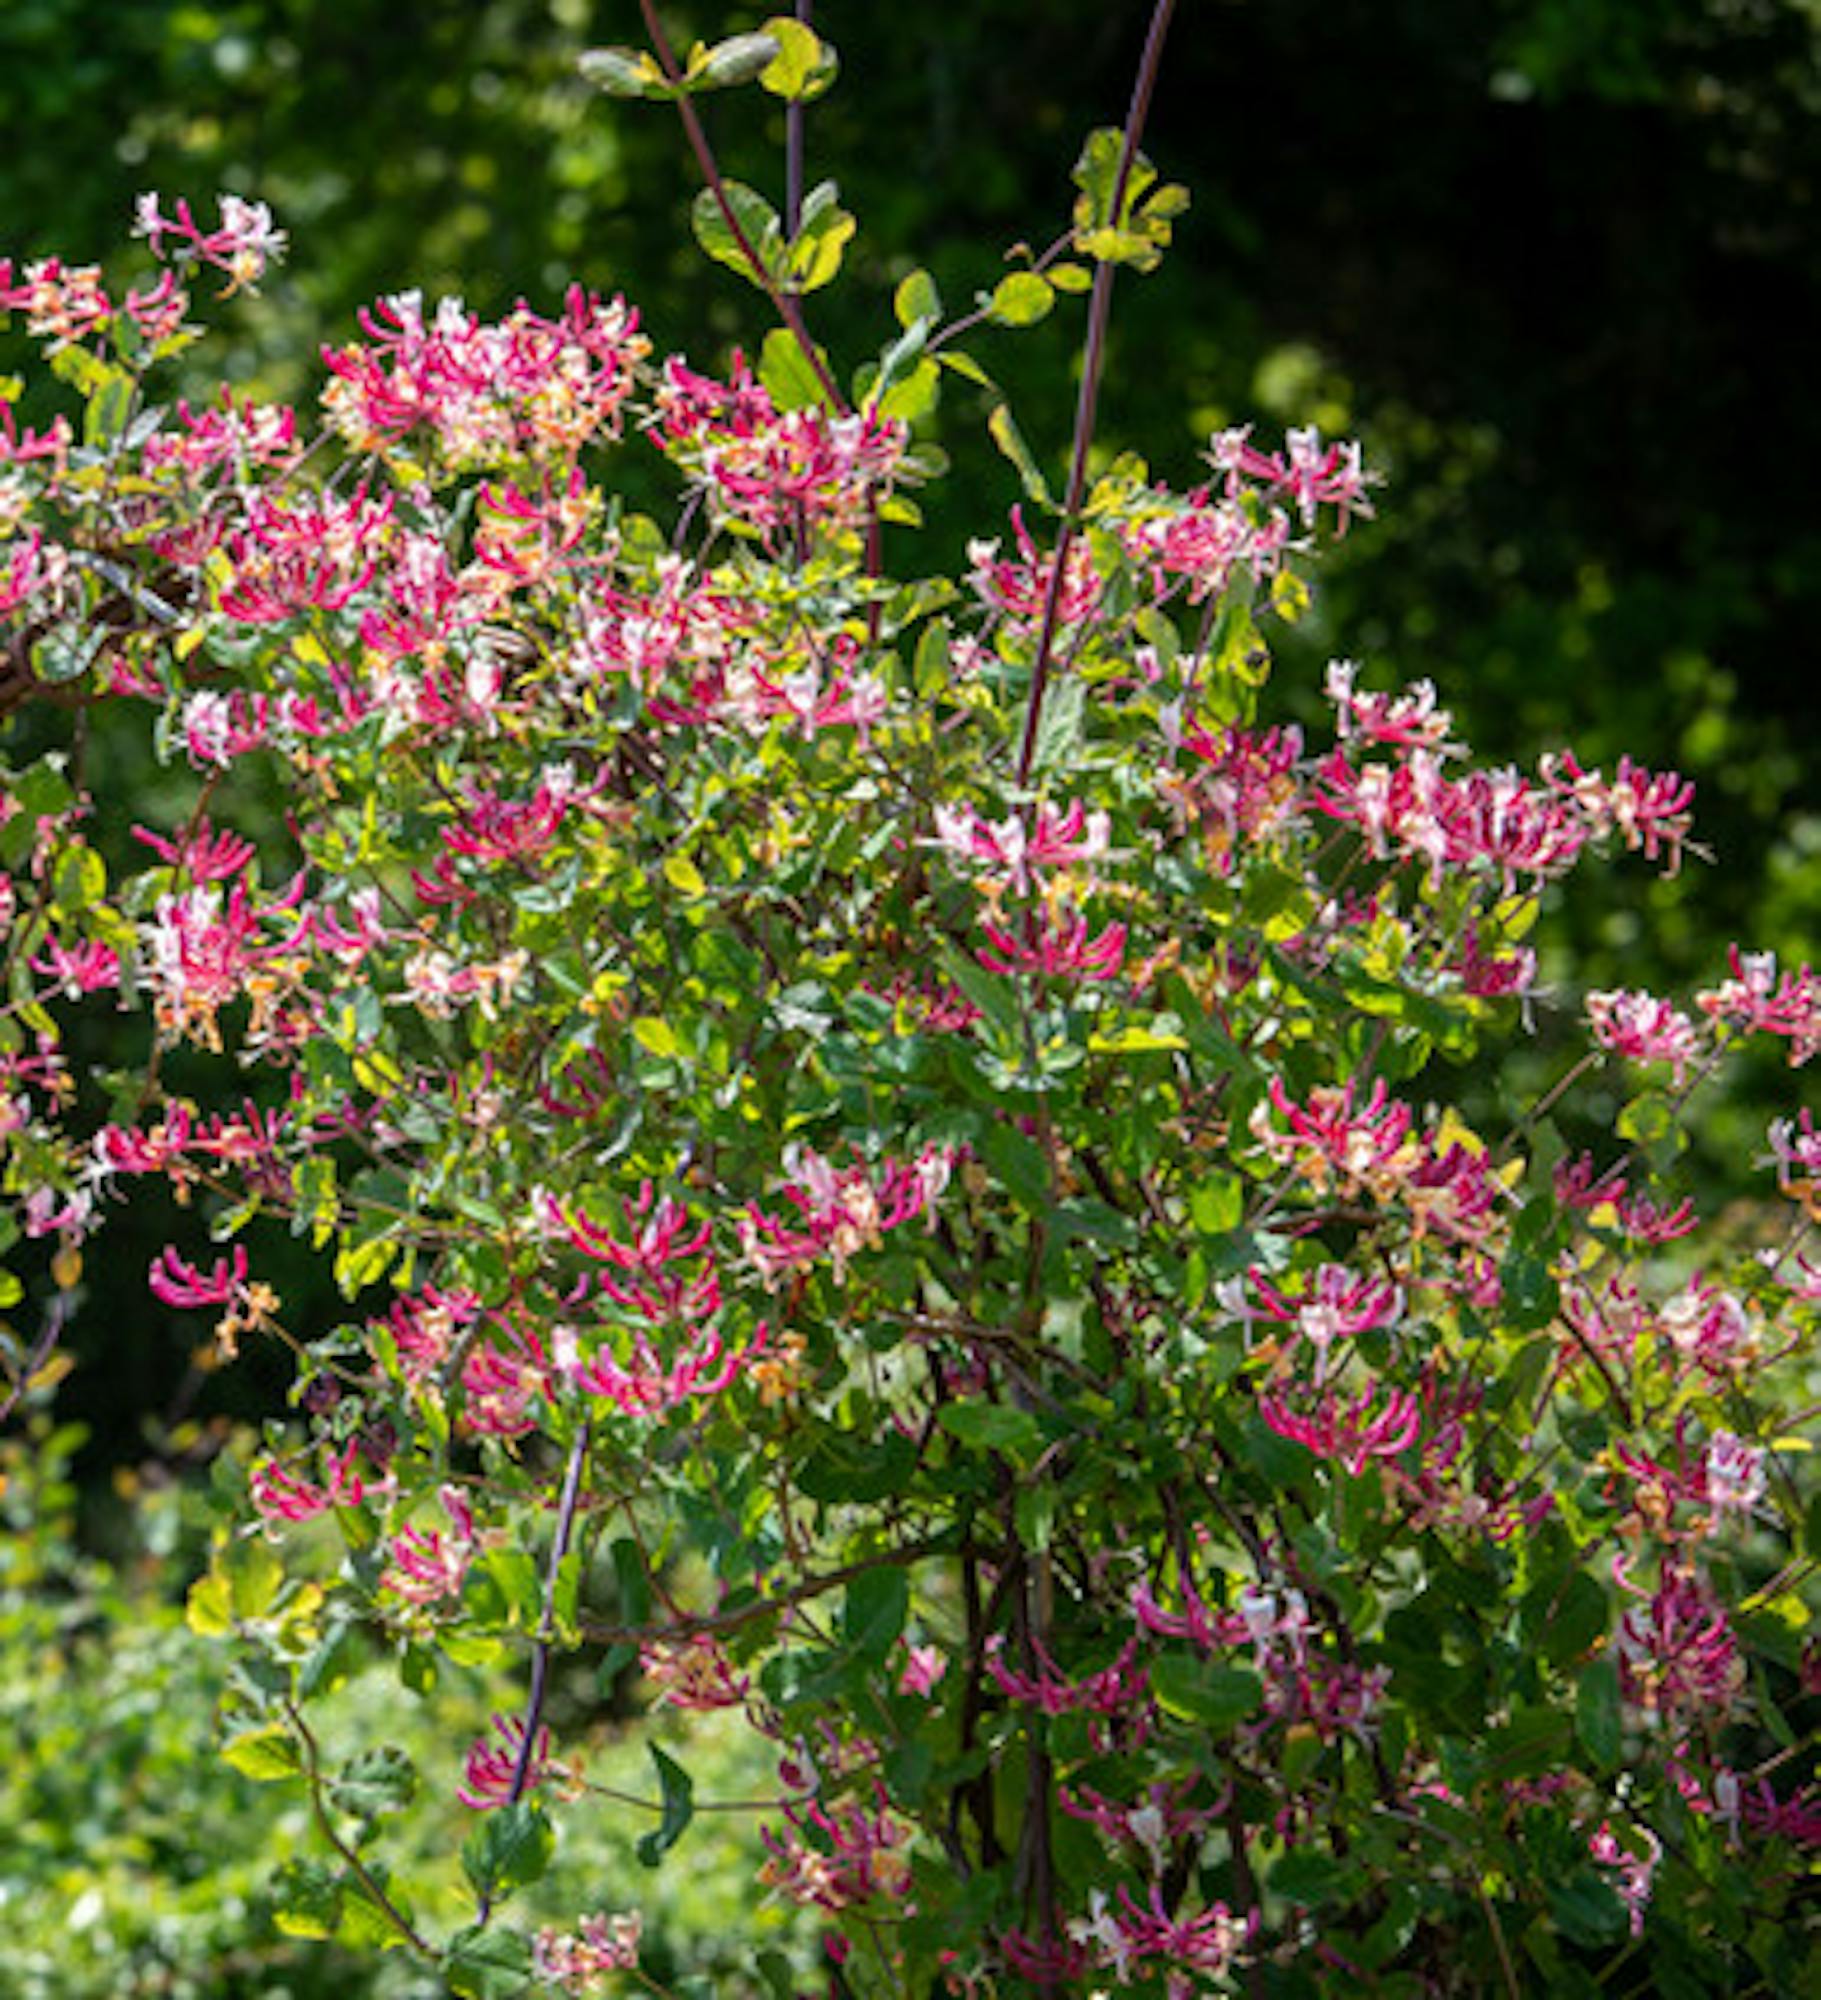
[1,5,1816,1995]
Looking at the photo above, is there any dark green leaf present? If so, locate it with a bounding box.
[271,1858,342,1939]
[1150,1656,1263,1733]
[690,182,784,290]
[576,46,673,99]
[843,1565,909,1660]
[938,1402,1042,1459]
[444,1924,535,1999]
[637,1745,695,1867]
[331,1744,417,1821]
[1576,1654,1622,1769]
[462,1802,555,1903]
[689,33,779,91]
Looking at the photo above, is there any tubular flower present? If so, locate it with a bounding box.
[458,1712,560,1810]
[1259,1379,1422,1478]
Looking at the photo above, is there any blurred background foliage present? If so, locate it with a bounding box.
[4,1,1819,1984]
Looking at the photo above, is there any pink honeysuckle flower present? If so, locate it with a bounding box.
[1586,988,1707,1082]
[1246,1262,1404,1378]
[375,1285,482,1384]
[440,775,573,867]
[1657,1275,1755,1377]
[134,191,287,292]
[22,1185,94,1242]
[1696,946,1821,1064]
[533,1912,643,1991]
[976,909,1128,982]
[458,1712,559,1810]
[1440,764,1589,894]
[1614,1560,1743,1730]
[929,798,1112,896]
[652,349,907,537]
[323,284,649,466]
[1130,1575,1250,1655]
[1457,922,1538,1002]
[249,1438,374,1528]
[740,1142,958,1285]
[897,1642,948,1697]
[1542,748,1696,874]
[148,1243,248,1309]
[1325,659,1456,751]
[131,817,259,884]
[1589,1822,1661,1937]
[1211,421,1378,533]
[1250,1075,1417,1193]
[1766,1108,1821,1213]
[640,1634,749,1711]
[545,1181,713,1277]
[460,1323,554,1438]
[31,935,121,1000]
[1259,1378,1422,1478]
[968,505,1102,626]
[1610,1416,1766,1535]
[740,648,889,739]
[1160,720,1306,870]
[381,1484,476,1607]
[760,1790,915,1910]
[0,256,114,347]
[985,1634,1147,1718]
[0,527,71,615]
[1060,1779,1226,1875]
[0,400,72,469]
[566,1312,763,1418]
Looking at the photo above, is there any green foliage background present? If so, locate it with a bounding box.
[3,1,1818,1988]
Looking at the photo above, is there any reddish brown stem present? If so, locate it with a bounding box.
[1015,0,1178,787]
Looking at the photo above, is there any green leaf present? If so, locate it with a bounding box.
[228,1535,286,1621]
[637,1745,695,1867]
[986,401,1055,509]
[938,1402,1042,1459]
[690,182,785,291]
[688,32,779,91]
[1576,1654,1622,1769]
[987,271,1056,327]
[1150,1656,1263,1733]
[662,851,708,898]
[783,181,856,294]
[576,45,673,99]
[1538,1571,1607,1669]
[271,1858,342,1939]
[877,356,939,425]
[1469,1706,1572,1788]
[462,1802,555,1904]
[1271,1850,1364,1907]
[758,325,828,412]
[843,1565,909,1660]
[756,1948,797,1998]
[894,268,941,329]
[82,367,135,449]
[331,1744,417,1821]
[1188,1174,1244,1235]
[632,1015,683,1059]
[221,1724,303,1782]
[1548,1872,1626,1947]
[444,1924,535,1999]
[1070,126,1190,273]
[1088,1021,1188,1055]
[758,17,839,101]
[185,1571,234,1637]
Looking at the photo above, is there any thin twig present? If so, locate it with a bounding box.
[476,1418,591,1925]
[1015,0,1178,787]
[638,0,846,415]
